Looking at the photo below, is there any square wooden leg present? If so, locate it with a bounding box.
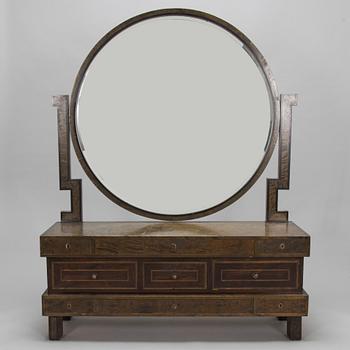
[287,316,302,340]
[48,316,63,340]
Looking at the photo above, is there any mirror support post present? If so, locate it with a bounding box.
[53,95,82,222]
[266,94,297,222]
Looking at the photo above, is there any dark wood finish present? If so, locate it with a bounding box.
[96,237,255,258]
[287,316,302,340]
[41,236,93,257]
[143,261,207,291]
[69,8,280,221]
[255,294,308,316]
[42,7,310,342]
[53,95,81,222]
[47,257,303,294]
[41,222,310,339]
[48,316,63,340]
[40,221,310,237]
[40,222,310,258]
[42,291,308,317]
[266,94,297,222]
[255,237,310,257]
[213,259,302,293]
[49,259,137,293]
[43,290,307,340]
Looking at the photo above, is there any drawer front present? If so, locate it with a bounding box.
[213,259,301,292]
[97,297,254,316]
[43,298,95,315]
[255,295,308,315]
[50,260,137,292]
[43,294,254,316]
[95,237,254,257]
[255,238,310,257]
[143,261,207,291]
[41,237,92,256]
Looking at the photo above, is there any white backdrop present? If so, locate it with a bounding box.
[0,0,349,349]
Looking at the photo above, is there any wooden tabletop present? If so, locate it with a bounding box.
[41,221,309,238]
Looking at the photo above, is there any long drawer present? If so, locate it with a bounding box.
[42,293,254,316]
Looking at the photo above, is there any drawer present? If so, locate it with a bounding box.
[255,294,308,315]
[143,261,207,291]
[213,259,301,292]
[41,237,92,256]
[255,238,310,257]
[42,293,254,316]
[49,260,137,292]
[43,298,95,315]
[95,237,254,257]
[96,296,254,316]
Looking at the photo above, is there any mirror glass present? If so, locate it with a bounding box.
[74,15,274,216]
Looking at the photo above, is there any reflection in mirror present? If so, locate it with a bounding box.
[74,16,275,217]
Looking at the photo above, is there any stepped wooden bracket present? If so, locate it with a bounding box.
[53,95,82,222]
[266,94,297,222]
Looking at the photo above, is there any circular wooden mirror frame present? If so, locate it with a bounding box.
[70,8,280,221]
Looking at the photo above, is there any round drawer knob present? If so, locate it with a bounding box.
[172,274,178,280]
[170,243,177,251]
[66,303,72,310]
[279,243,286,250]
[65,243,71,250]
[252,273,259,280]
[278,303,284,309]
[91,273,98,280]
[171,303,178,310]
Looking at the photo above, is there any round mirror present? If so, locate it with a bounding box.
[71,9,278,220]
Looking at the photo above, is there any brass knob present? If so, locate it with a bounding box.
[171,303,178,310]
[65,243,71,250]
[252,273,259,280]
[279,243,286,250]
[278,303,284,309]
[172,274,178,280]
[66,303,72,310]
[170,243,177,251]
[91,273,97,280]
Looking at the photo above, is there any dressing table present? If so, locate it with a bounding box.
[40,8,310,341]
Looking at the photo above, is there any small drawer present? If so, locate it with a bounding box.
[41,237,92,256]
[255,238,310,257]
[143,261,207,291]
[255,295,308,315]
[49,260,137,292]
[43,298,95,316]
[213,259,301,292]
